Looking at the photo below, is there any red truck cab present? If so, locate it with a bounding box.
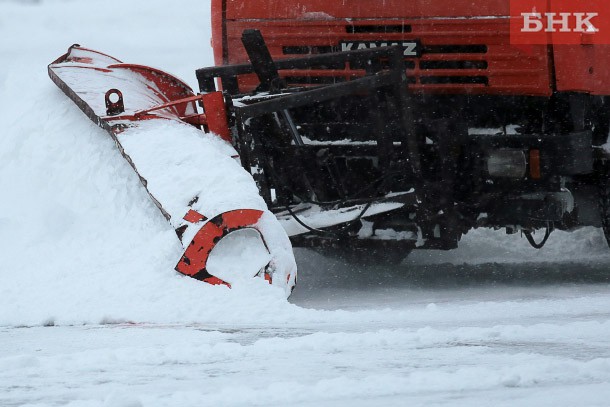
[211,0,610,96]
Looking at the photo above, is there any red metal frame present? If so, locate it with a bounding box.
[175,209,273,287]
[51,45,232,138]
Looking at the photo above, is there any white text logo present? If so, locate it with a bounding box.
[521,12,599,33]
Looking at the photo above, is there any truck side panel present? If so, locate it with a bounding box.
[224,0,510,19]
[212,0,552,96]
[554,45,610,95]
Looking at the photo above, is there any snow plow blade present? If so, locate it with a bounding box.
[48,45,296,295]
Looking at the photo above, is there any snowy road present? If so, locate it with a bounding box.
[2,0,610,406]
[292,248,610,308]
[2,253,610,406]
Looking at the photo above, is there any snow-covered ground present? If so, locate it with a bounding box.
[1,1,610,406]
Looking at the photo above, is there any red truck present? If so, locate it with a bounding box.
[196,0,610,260]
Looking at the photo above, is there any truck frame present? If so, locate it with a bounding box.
[196,0,610,259]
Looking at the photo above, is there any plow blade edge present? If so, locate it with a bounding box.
[48,45,297,295]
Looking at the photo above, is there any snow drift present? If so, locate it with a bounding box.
[2,2,610,407]
[1,0,610,330]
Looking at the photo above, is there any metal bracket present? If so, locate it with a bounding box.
[105,89,124,116]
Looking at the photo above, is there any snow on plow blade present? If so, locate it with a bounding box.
[48,45,296,295]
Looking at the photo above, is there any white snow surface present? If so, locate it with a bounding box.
[115,120,297,292]
[116,120,264,225]
[1,1,610,406]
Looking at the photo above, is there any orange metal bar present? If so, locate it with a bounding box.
[529,149,541,179]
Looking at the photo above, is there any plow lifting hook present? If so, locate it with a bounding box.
[105,89,124,116]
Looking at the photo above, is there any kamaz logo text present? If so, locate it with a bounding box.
[340,42,419,57]
[521,12,599,33]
